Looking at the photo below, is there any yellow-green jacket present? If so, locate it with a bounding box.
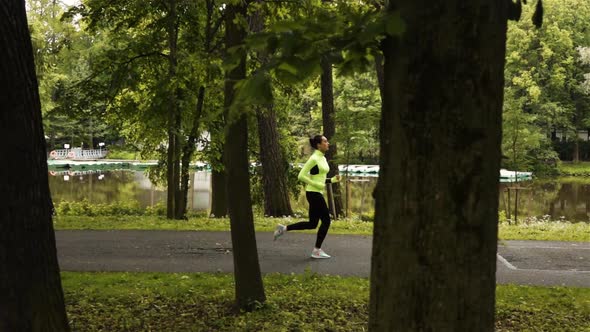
[298,150,340,193]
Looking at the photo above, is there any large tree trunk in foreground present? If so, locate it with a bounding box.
[0,1,70,330]
[224,1,266,310]
[320,57,344,218]
[369,1,509,331]
[374,52,385,102]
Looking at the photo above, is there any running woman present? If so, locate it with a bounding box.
[273,135,341,259]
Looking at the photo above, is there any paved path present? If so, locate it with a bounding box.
[55,230,590,287]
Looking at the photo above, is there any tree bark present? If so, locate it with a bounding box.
[369,2,508,331]
[166,0,181,219]
[0,1,70,330]
[574,139,580,163]
[203,1,227,219]
[179,86,206,218]
[251,4,293,217]
[173,98,182,218]
[320,57,344,218]
[257,106,294,216]
[210,168,228,217]
[374,52,385,102]
[224,1,266,310]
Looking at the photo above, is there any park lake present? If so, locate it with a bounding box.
[48,169,590,223]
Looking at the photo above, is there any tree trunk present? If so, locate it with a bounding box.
[179,86,206,218]
[374,52,385,102]
[224,1,266,310]
[257,106,294,216]
[203,1,228,219]
[369,2,509,331]
[166,0,181,219]
[574,139,580,163]
[251,4,293,217]
[174,103,182,218]
[0,1,70,330]
[210,168,228,217]
[320,57,344,218]
[165,27,177,217]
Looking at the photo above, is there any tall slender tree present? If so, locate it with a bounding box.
[165,0,183,219]
[74,0,217,219]
[251,3,293,217]
[369,1,535,330]
[0,0,69,330]
[179,85,205,217]
[223,1,266,310]
[320,56,344,218]
[318,0,344,218]
[178,0,224,218]
[256,105,294,216]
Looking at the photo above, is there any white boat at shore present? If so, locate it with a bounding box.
[500,169,533,183]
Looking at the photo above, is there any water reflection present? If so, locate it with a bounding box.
[48,170,590,222]
[48,170,211,211]
[501,180,590,222]
[48,170,377,216]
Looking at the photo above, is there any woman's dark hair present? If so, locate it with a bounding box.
[309,135,324,149]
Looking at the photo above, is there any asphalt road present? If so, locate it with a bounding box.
[55,230,590,287]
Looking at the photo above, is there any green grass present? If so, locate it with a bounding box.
[499,221,590,242]
[558,161,590,176]
[60,272,590,331]
[53,215,375,235]
[54,215,590,241]
[495,285,590,332]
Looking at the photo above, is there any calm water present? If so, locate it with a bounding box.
[499,180,590,222]
[48,170,376,216]
[47,170,590,221]
[48,171,211,211]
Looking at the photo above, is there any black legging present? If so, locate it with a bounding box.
[287,191,331,248]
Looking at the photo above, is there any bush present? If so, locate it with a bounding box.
[145,202,167,216]
[105,145,140,160]
[55,200,145,216]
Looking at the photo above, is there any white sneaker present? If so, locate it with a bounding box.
[311,248,331,259]
[273,224,287,241]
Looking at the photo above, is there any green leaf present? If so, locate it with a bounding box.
[271,20,305,33]
[234,72,273,107]
[277,62,298,76]
[247,32,272,51]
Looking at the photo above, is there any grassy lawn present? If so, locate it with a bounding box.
[53,215,375,235]
[499,221,590,242]
[54,215,590,242]
[61,271,590,331]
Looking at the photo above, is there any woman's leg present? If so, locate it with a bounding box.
[313,194,331,249]
[286,192,322,231]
